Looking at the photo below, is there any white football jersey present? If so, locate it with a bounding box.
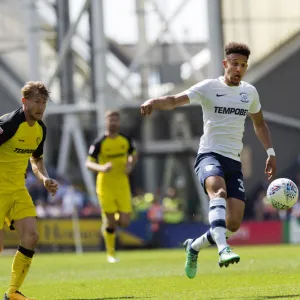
[185,76,261,161]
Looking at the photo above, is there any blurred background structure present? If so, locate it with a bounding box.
[2,0,300,250]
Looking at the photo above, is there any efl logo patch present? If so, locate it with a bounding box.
[88,145,95,155]
[205,165,214,172]
[0,127,3,134]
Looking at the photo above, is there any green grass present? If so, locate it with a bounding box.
[1,245,300,299]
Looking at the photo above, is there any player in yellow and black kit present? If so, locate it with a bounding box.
[86,110,137,263]
[0,82,58,300]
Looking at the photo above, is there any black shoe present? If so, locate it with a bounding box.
[3,291,34,300]
[3,293,9,300]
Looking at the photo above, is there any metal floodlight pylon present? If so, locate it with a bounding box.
[46,0,90,89]
[150,0,204,82]
[118,0,191,93]
[57,114,98,205]
[49,0,98,206]
[24,0,41,81]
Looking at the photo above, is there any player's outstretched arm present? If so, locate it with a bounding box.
[85,160,112,173]
[140,92,189,116]
[30,156,58,196]
[249,109,276,180]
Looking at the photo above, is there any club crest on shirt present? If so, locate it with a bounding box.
[240,92,249,103]
[205,165,214,172]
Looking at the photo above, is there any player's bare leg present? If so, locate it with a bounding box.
[226,198,244,236]
[4,217,37,300]
[118,212,131,228]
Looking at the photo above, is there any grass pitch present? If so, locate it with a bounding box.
[1,245,300,300]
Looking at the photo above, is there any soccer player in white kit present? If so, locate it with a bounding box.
[140,42,277,278]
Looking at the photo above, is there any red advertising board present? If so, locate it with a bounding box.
[228,220,282,245]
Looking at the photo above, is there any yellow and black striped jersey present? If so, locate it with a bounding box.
[87,133,136,184]
[0,107,46,190]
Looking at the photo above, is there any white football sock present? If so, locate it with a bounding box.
[191,228,215,251]
[191,227,236,252]
[209,198,228,253]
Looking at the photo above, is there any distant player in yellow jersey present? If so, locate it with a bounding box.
[0,82,58,300]
[86,111,137,263]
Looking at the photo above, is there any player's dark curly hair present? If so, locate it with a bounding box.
[21,81,50,99]
[225,42,250,59]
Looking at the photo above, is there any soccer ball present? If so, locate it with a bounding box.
[266,178,299,210]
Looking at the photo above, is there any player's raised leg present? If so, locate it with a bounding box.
[206,175,229,252]
[184,155,226,278]
[186,196,244,272]
[190,227,236,252]
[205,176,240,267]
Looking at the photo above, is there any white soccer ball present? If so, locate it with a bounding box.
[267,178,299,210]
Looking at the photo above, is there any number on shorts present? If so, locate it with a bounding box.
[238,179,245,192]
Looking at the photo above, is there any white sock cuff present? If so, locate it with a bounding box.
[209,198,226,208]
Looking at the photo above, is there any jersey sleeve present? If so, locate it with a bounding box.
[0,113,20,146]
[127,136,136,155]
[249,87,261,114]
[183,79,211,104]
[87,138,102,162]
[32,121,47,158]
